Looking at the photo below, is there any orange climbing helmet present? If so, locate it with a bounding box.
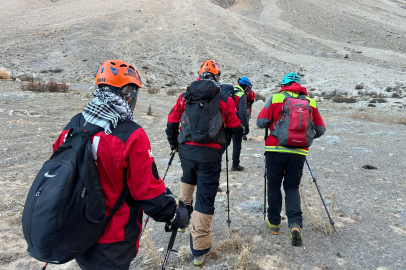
[94,60,142,88]
[198,60,221,76]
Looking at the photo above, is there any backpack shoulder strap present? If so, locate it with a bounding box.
[106,169,129,223]
[281,91,292,100]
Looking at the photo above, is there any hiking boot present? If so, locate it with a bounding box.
[177,227,186,233]
[290,224,303,247]
[231,165,244,171]
[193,249,211,266]
[243,135,247,141]
[267,220,280,235]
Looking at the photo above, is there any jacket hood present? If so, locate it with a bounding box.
[189,79,220,100]
[279,83,308,96]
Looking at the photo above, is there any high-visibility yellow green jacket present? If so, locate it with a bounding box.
[256,83,326,156]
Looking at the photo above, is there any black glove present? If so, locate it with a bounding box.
[170,144,178,152]
[168,206,189,230]
[243,126,249,135]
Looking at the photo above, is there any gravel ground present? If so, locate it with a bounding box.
[0,81,405,269]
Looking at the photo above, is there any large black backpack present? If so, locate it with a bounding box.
[21,116,128,264]
[178,80,225,145]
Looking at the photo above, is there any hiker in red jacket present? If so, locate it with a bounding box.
[166,60,243,266]
[257,72,325,246]
[246,88,255,120]
[53,60,188,270]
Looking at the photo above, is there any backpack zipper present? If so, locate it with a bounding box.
[27,188,42,246]
[81,187,86,198]
[58,160,75,230]
[299,113,302,129]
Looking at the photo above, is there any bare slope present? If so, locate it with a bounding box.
[0,0,405,93]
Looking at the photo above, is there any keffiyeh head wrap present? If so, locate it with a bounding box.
[82,84,134,134]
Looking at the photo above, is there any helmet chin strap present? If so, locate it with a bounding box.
[129,89,139,106]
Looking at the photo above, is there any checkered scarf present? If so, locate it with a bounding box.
[82,85,133,134]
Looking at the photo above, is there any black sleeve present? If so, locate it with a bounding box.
[131,188,176,223]
[314,126,326,138]
[166,122,179,146]
[237,95,249,128]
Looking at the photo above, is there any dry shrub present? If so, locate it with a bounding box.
[213,233,242,252]
[255,93,266,102]
[147,105,153,116]
[0,69,12,79]
[331,193,337,218]
[21,78,69,92]
[0,250,26,265]
[232,244,252,270]
[357,90,387,98]
[166,88,181,96]
[147,87,160,95]
[177,245,193,263]
[300,178,334,235]
[332,96,357,103]
[351,112,406,125]
[391,92,401,98]
[369,98,387,103]
[22,82,48,92]
[141,229,162,268]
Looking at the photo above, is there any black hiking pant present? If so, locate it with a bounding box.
[221,130,243,167]
[179,156,221,257]
[266,152,305,228]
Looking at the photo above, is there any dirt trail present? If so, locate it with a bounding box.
[1,81,405,269]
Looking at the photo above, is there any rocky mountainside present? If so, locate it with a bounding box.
[1,0,406,93]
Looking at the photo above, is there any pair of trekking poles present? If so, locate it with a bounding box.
[262,129,336,232]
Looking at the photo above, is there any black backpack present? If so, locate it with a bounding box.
[220,84,236,100]
[21,116,128,264]
[178,80,225,145]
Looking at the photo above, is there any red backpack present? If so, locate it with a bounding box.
[271,92,316,148]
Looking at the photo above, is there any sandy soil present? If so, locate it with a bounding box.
[0,80,405,269]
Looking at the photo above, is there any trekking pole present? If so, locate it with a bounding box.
[161,201,186,270]
[226,143,231,228]
[141,150,176,237]
[305,159,336,232]
[41,263,48,270]
[263,128,268,220]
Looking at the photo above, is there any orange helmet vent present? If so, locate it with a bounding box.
[94,60,142,88]
[198,60,221,75]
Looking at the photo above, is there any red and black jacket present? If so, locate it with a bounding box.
[247,90,255,115]
[166,88,243,163]
[53,114,176,252]
[256,83,326,155]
